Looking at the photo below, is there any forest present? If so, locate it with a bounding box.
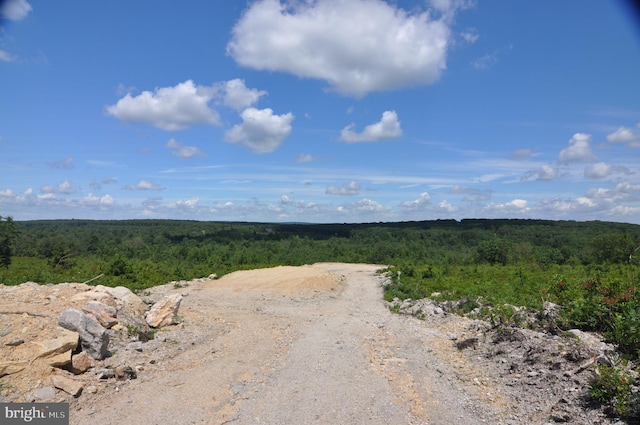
[1,217,640,357]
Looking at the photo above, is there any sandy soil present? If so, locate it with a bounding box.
[68,263,513,424]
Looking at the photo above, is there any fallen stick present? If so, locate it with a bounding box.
[82,273,105,285]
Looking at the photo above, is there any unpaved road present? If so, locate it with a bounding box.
[70,263,512,424]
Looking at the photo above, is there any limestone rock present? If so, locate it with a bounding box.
[0,361,28,377]
[145,294,183,328]
[51,374,83,397]
[32,386,56,401]
[70,351,94,375]
[36,328,79,359]
[44,350,72,368]
[70,290,117,308]
[82,301,118,328]
[58,308,109,360]
[94,285,147,315]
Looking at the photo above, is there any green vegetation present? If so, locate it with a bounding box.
[1,219,640,348]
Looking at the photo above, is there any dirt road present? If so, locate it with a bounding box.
[70,263,511,424]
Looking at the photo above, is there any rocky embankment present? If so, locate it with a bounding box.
[0,279,190,403]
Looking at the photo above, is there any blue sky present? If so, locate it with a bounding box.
[1,0,639,223]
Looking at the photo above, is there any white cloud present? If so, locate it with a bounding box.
[124,180,165,191]
[558,133,597,164]
[221,79,267,111]
[326,181,361,196]
[0,0,32,20]
[296,154,315,163]
[225,107,294,153]
[471,53,497,70]
[584,162,630,179]
[400,192,431,210]
[106,80,220,131]
[227,0,451,97]
[338,198,387,214]
[522,164,558,181]
[82,193,114,206]
[607,125,640,144]
[460,29,479,44]
[169,199,199,209]
[58,181,76,194]
[491,199,529,212]
[166,138,206,159]
[340,110,402,143]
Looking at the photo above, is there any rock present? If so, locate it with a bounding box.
[32,386,56,400]
[95,368,115,379]
[44,350,72,368]
[115,365,137,380]
[0,361,28,377]
[58,308,109,360]
[117,313,154,341]
[86,385,98,394]
[94,285,148,315]
[51,374,83,397]
[5,338,24,346]
[82,301,118,328]
[70,351,94,375]
[126,341,144,352]
[145,294,183,328]
[36,328,79,358]
[70,291,117,308]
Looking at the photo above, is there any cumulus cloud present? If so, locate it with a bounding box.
[491,199,529,212]
[340,110,402,143]
[39,181,76,194]
[521,164,558,181]
[584,162,631,179]
[337,198,387,214]
[221,79,267,111]
[558,133,597,164]
[166,138,206,159]
[227,0,450,97]
[225,107,294,153]
[607,125,640,145]
[400,192,431,210]
[0,0,32,20]
[106,80,220,131]
[326,181,361,196]
[123,180,165,191]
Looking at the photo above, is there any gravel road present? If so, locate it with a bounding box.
[70,263,512,425]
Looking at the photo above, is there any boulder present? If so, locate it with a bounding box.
[51,374,83,397]
[58,309,109,360]
[145,294,183,328]
[82,301,118,328]
[94,285,147,315]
